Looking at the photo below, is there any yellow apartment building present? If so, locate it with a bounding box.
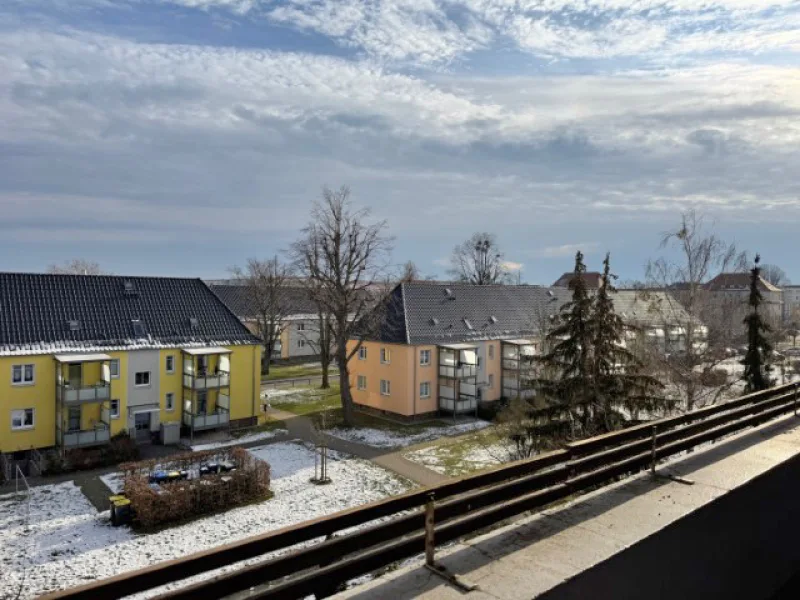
[0,273,263,461]
[347,283,699,420]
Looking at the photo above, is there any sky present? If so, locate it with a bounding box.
[1,1,799,284]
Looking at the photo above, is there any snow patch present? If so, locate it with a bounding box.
[189,429,287,451]
[404,441,511,477]
[327,419,490,449]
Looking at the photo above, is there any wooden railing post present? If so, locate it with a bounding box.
[425,492,435,567]
[794,384,798,417]
[650,425,657,475]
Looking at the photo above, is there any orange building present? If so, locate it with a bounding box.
[347,283,570,419]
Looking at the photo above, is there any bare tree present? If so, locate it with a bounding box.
[232,257,290,376]
[645,209,748,411]
[400,261,421,282]
[448,232,508,285]
[301,278,335,389]
[291,186,393,426]
[760,263,790,287]
[47,259,105,275]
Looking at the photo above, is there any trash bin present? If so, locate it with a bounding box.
[109,495,132,526]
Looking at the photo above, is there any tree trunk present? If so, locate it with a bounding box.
[262,347,271,376]
[336,342,355,426]
[318,313,331,390]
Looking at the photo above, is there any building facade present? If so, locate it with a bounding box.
[347,283,701,420]
[0,274,263,457]
[782,286,800,324]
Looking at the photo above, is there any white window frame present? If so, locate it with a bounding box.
[166,392,175,411]
[488,344,494,359]
[420,349,431,366]
[358,346,367,360]
[297,323,305,331]
[357,375,367,391]
[488,374,494,389]
[381,348,391,364]
[110,399,120,419]
[12,364,35,386]
[11,408,35,431]
[165,355,175,374]
[109,359,120,379]
[380,379,391,396]
[134,371,151,387]
[298,339,306,348]
[420,381,431,398]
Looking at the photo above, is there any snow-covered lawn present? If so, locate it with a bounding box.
[189,428,288,451]
[403,428,514,477]
[2,441,411,598]
[326,419,491,449]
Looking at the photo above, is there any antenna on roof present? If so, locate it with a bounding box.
[444,288,453,297]
[489,315,498,324]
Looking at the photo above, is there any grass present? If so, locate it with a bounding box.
[263,364,329,382]
[271,385,343,416]
[404,428,510,478]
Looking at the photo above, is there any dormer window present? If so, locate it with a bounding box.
[132,319,146,337]
[189,317,199,330]
[123,280,136,295]
[68,320,81,332]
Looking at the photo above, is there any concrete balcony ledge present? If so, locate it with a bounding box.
[336,414,800,600]
[63,426,110,448]
[183,410,230,431]
[183,373,231,390]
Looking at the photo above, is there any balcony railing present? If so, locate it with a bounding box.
[182,409,230,431]
[63,426,110,448]
[438,365,477,379]
[58,383,111,404]
[183,372,231,390]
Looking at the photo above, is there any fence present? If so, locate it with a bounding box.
[262,374,341,389]
[46,381,800,600]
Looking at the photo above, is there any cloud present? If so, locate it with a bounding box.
[501,260,523,271]
[535,243,601,258]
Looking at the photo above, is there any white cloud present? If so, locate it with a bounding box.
[535,243,601,258]
[501,260,523,271]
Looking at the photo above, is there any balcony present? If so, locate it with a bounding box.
[63,426,110,448]
[183,372,230,390]
[182,409,230,431]
[58,383,111,404]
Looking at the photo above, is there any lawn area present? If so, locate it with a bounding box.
[3,442,411,598]
[269,385,342,416]
[263,362,329,381]
[326,414,491,449]
[403,428,514,477]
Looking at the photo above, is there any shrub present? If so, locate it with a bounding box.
[121,447,271,529]
[102,432,139,464]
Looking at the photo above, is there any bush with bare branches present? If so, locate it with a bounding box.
[120,447,270,529]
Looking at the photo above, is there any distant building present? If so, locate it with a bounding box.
[553,272,604,289]
[782,285,800,324]
[210,284,322,360]
[705,273,783,326]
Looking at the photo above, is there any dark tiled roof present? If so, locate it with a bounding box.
[368,283,572,345]
[553,272,603,288]
[210,284,318,319]
[0,273,259,354]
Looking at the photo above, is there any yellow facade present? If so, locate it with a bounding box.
[0,343,262,454]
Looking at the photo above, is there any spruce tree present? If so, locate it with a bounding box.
[537,251,595,433]
[742,255,773,393]
[592,253,663,430]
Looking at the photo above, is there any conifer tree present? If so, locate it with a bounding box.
[592,253,664,429]
[537,251,595,432]
[742,255,773,393]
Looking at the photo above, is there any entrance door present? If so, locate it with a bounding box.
[67,407,81,432]
[134,412,151,443]
[68,364,82,388]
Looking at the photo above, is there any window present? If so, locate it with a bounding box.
[380,379,391,396]
[110,359,120,379]
[358,346,367,360]
[12,364,35,386]
[488,344,494,359]
[488,374,494,389]
[110,399,120,419]
[165,355,175,374]
[298,339,306,348]
[420,350,431,366]
[132,319,146,337]
[357,375,367,390]
[134,371,151,386]
[420,382,431,398]
[381,348,391,364]
[11,408,35,430]
[166,392,175,411]
[297,323,305,331]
